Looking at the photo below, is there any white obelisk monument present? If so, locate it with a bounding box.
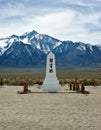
[42,52,61,92]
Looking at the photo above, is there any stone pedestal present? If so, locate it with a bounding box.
[42,52,61,92]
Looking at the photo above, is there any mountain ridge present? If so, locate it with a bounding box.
[0,30,101,68]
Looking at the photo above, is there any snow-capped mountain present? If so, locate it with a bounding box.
[0,35,20,55]
[0,30,62,55]
[0,30,101,68]
[54,41,101,68]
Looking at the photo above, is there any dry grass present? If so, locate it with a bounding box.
[0,68,101,86]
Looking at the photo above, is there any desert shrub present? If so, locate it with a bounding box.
[0,69,101,86]
[80,79,100,86]
[59,80,68,85]
[34,80,43,85]
[59,81,63,85]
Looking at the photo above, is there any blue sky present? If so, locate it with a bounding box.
[0,0,101,45]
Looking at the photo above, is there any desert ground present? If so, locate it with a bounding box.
[0,85,101,130]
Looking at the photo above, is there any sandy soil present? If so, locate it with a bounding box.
[0,85,101,130]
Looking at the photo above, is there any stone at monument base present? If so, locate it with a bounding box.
[42,76,61,92]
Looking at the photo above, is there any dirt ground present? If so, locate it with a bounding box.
[0,85,101,130]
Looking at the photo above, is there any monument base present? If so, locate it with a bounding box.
[42,75,61,92]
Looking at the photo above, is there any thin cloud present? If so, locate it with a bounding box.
[0,0,101,45]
